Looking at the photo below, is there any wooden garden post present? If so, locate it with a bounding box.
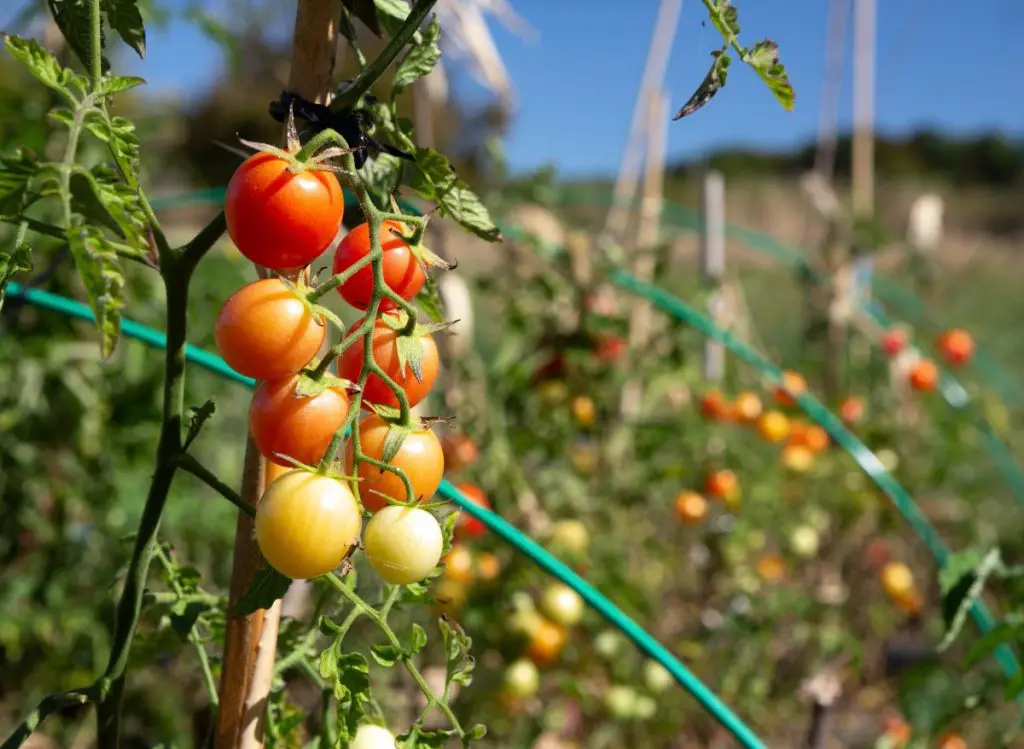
[700,170,726,382]
[216,2,340,747]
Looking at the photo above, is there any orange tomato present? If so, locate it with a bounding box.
[882,716,911,746]
[938,732,967,749]
[571,395,596,427]
[525,618,568,667]
[908,359,939,392]
[346,415,444,511]
[773,370,806,407]
[674,491,707,525]
[704,470,739,506]
[881,561,915,602]
[781,443,815,473]
[337,315,439,410]
[249,376,349,467]
[215,278,326,381]
[790,423,829,453]
[733,391,763,422]
[475,552,501,582]
[839,396,864,426]
[756,553,786,582]
[454,483,491,540]
[938,328,974,366]
[756,410,790,443]
[699,391,733,421]
[442,545,475,584]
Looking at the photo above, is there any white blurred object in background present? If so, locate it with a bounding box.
[438,272,475,356]
[907,194,944,252]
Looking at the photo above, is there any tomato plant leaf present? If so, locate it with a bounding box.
[46,0,109,76]
[183,399,216,449]
[65,223,125,360]
[370,643,404,667]
[294,372,356,398]
[438,615,475,688]
[395,332,426,382]
[0,241,33,311]
[393,16,441,94]
[380,423,412,466]
[3,35,86,101]
[103,0,147,59]
[168,599,208,639]
[406,147,502,242]
[674,49,730,120]
[0,149,43,217]
[939,548,1002,650]
[86,114,141,179]
[357,153,402,201]
[69,165,147,246]
[706,0,740,39]
[410,622,427,655]
[99,75,145,95]
[234,565,292,616]
[339,0,384,37]
[414,274,445,323]
[374,0,410,22]
[744,39,794,111]
[333,652,372,743]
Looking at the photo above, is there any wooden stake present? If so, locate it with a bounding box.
[601,0,681,244]
[700,170,726,382]
[852,0,875,218]
[619,89,668,418]
[216,3,340,748]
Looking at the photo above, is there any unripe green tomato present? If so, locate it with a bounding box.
[876,448,900,473]
[643,661,673,693]
[548,519,589,556]
[634,695,657,720]
[789,525,820,559]
[594,630,622,659]
[604,685,639,720]
[351,723,395,749]
[502,658,540,698]
[539,584,584,627]
[805,506,831,533]
[363,506,443,585]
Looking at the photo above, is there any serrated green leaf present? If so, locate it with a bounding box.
[380,423,411,466]
[47,0,108,76]
[173,565,202,593]
[357,152,402,201]
[169,599,207,639]
[65,223,125,359]
[393,16,441,93]
[86,114,141,179]
[467,724,487,740]
[370,643,404,667]
[439,615,475,688]
[394,333,426,383]
[0,242,33,310]
[374,0,409,20]
[414,274,445,323]
[441,510,458,555]
[100,75,145,94]
[103,0,146,59]
[745,39,794,111]
[674,49,730,120]
[318,647,339,680]
[48,107,77,127]
[234,565,292,617]
[3,35,85,100]
[410,623,427,655]
[940,548,985,594]
[706,0,739,39]
[939,548,1002,650]
[406,147,502,242]
[0,149,43,217]
[69,165,147,246]
[333,652,371,740]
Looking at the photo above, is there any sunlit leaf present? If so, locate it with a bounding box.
[65,222,125,360]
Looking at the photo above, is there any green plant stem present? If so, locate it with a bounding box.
[89,0,102,87]
[1,690,95,748]
[333,0,440,110]
[177,452,256,518]
[179,211,227,273]
[95,253,193,747]
[306,253,374,303]
[324,575,465,737]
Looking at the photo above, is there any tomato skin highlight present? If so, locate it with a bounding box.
[345,415,444,511]
[453,483,491,540]
[333,221,426,311]
[249,376,349,467]
[337,318,440,410]
[363,505,444,585]
[225,152,343,269]
[255,470,361,580]
[674,491,707,525]
[215,278,325,380]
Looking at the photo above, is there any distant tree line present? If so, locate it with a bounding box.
[669,131,1024,187]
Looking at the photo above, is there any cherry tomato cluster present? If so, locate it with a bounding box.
[214,146,455,585]
[880,325,975,394]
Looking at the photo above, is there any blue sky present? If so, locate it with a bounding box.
[9,0,1024,176]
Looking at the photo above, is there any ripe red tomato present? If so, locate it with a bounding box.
[337,317,439,410]
[453,483,490,540]
[250,376,349,467]
[674,491,707,525]
[215,278,325,380]
[594,336,627,362]
[880,329,907,357]
[908,359,939,392]
[225,152,343,269]
[332,221,426,311]
[839,396,864,426]
[704,469,739,506]
[345,415,444,511]
[255,470,361,579]
[699,391,733,421]
[937,328,974,366]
